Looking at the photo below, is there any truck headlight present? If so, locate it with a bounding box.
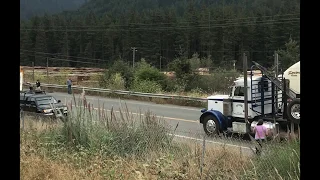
[43,109,52,113]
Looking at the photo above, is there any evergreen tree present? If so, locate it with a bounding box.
[19,0,300,69]
[34,22,47,66]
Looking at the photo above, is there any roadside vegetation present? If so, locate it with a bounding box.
[23,38,299,108]
[24,38,299,97]
[20,98,300,180]
[23,54,240,107]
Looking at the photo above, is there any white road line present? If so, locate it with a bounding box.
[169,134,252,150]
[53,93,201,111]
[70,105,198,123]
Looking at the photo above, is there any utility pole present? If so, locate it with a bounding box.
[274,52,279,77]
[32,61,35,82]
[274,51,279,112]
[46,57,49,80]
[66,26,69,67]
[232,60,236,70]
[243,53,249,124]
[80,31,82,56]
[160,56,162,72]
[222,0,225,62]
[101,33,104,60]
[131,47,137,68]
[208,11,211,57]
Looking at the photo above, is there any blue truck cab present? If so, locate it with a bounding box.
[199,75,280,136]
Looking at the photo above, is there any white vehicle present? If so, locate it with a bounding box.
[277,61,300,121]
[199,61,300,135]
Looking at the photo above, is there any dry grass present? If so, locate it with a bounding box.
[20,154,94,180]
[20,140,249,180]
[20,117,252,180]
[20,115,60,132]
[20,100,299,180]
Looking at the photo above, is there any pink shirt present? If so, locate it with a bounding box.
[254,125,267,140]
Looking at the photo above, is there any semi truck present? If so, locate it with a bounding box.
[199,61,300,136]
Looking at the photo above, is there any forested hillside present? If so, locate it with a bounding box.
[20,0,86,20]
[20,0,300,70]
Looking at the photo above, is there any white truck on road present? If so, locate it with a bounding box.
[199,61,300,136]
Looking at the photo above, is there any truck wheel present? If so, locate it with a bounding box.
[203,115,220,136]
[287,98,300,124]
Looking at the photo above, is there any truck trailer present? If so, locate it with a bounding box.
[199,61,300,136]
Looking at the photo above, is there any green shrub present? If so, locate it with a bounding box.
[185,69,240,94]
[134,59,167,89]
[132,79,163,93]
[106,73,125,90]
[162,78,179,92]
[188,53,201,71]
[102,59,134,89]
[168,58,192,79]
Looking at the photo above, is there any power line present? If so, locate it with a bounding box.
[20,20,299,32]
[20,18,299,32]
[20,47,283,54]
[20,13,300,28]
[131,13,300,25]
[28,17,300,29]
[20,52,102,65]
[21,32,299,48]
[20,49,111,63]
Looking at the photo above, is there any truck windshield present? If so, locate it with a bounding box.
[36,97,58,105]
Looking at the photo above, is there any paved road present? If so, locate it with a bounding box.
[49,92,255,155]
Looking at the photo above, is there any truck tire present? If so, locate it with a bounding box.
[203,115,220,136]
[287,98,300,124]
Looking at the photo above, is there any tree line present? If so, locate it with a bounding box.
[20,0,300,71]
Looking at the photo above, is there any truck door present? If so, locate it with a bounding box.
[232,86,245,118]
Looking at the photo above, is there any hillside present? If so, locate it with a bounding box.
[20,0,300,70]
[20,0,87,20]
[62,0,239,18]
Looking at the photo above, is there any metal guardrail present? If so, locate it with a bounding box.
[36,83,208,102]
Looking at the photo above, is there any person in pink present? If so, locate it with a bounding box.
[253,119,268,155]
